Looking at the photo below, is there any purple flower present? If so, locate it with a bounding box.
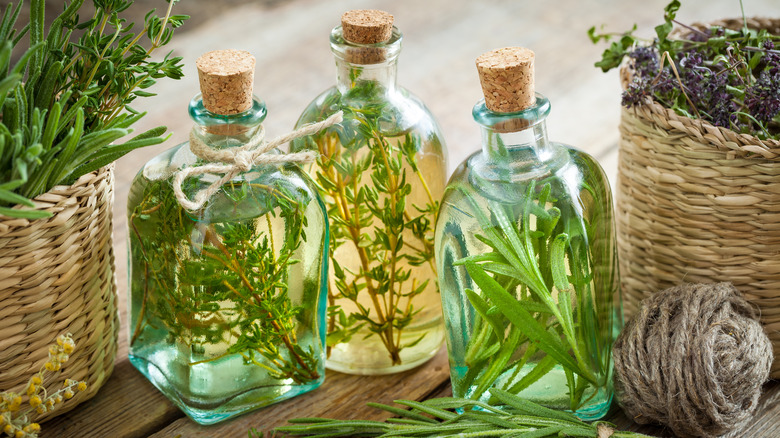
[746,70,780,124]
[622,76,652,108]
[628,46,659,77]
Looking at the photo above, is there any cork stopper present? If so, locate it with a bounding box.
[196,49,255,115]
[341,10,394,44]
[476,47,535,113]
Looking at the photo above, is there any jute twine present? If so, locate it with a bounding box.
[173,111,343,211]
[617,17,780,378]
[0,165,119,421]
[613,283,772,437]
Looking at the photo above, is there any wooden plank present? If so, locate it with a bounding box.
[39,359,183,438]
[147,346,450,437]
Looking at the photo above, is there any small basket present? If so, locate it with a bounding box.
[0,165,119,420]
[617,17,780,378]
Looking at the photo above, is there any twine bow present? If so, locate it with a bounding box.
[173,111,343,211]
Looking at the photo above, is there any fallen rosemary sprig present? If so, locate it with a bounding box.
[273,388,651,438]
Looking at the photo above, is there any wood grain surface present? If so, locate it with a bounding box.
[30,0,780,436]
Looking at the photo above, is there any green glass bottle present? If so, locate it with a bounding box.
[127,50,328,424]
[434,47,622,420]
[291,10,447,375]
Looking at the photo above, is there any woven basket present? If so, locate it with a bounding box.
[617,17,780,378]
[0,165,119,420]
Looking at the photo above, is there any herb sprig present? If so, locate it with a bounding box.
[294,71,440,365]
[452,179,614,413]
[129,178,321,383]
[0,0,187,219]
[589,0,780,140]
[272,388,652,438]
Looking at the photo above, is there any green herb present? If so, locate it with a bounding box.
[454,180,615,412]
[0,0,187,219]
[296,70,440,365]
[589,0,780,139]
[273,388,652,438]
[129,178,320,384]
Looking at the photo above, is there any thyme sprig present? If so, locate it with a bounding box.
[129,178,321,384]
[589,0,780,139]
[273,388,652,438]
[0,0,187,219]
[295,71,439,365]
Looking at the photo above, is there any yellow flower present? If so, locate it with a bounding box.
[26,384,36,397]
[76,382,87,392]
[25,424,40,433]
[28,395,42,408]
[8,395,22,411]
[14,430,24,438]
[31,376,42,386]
[35,405,45,415]
[62,343,74,355]
[44,399,53,409]
[63,390,74,400]
[53,396,62,404]
[3,424,13,434]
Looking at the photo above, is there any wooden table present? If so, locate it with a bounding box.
[35,0,780,436]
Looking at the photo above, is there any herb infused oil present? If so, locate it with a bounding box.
[292,10,447,375]
[434,48,622,420]
[127,50,328,425]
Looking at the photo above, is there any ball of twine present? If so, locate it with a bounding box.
[613,282,773,437]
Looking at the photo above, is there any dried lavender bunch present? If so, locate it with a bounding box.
[589,0,780,140]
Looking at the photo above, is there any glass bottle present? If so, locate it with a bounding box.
[291,10,447,375]
[127,50,328,425]
[434,48,621,420]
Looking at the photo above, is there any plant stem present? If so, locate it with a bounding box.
[204,226,320,382]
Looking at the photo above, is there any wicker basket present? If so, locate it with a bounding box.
[0,165,119,420]
[617,17,780,378]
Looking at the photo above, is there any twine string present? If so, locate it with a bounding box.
[596,423,614,438]
[613,283,773,437]
[172,111,343,211]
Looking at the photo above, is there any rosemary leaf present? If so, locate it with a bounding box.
[274,389,653,438]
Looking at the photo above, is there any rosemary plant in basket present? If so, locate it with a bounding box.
[589,0,780,140]
[0,0,187,219]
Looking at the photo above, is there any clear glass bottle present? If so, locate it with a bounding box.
[127,50,328,425]
[291,10,447,375]
[434,48,621,420]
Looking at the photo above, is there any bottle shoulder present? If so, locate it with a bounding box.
[130,142,325,221]
[294,83,445,140]
[441,143,611,211]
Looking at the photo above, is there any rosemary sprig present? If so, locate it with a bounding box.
[452,179,615,413]
[0,0,187,219]
[273,388,652,438]
[294,71,440,365]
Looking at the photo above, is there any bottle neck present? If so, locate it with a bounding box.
[335,58,398,94]
[188,94,267,150]
[473,94,554,171]
[330,25,402,95]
